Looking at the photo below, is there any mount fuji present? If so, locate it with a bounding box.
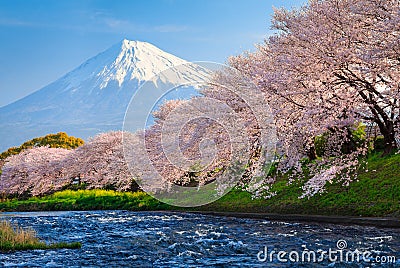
[0,39,209,151]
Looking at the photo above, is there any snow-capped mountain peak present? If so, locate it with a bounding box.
[0,39,209,151]
[94,39,189,88]
[61,39,190,91]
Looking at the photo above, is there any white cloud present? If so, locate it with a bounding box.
[0,18,39,27]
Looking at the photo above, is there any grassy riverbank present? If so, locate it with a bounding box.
[0,220,81,251]
[199,152,400,217]
[0,190,171,212]
[0,153,399,217]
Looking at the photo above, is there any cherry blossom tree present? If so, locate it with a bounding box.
[0,146,72,196]
[234,0,399,154]
[63,131,135,191]
[224,0,399,197]
[136,98,235,188]
[0,131,137,197]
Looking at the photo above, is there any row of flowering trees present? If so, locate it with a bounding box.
[0,132,134,197]
[222,0,400,197]
[240,0,400,155]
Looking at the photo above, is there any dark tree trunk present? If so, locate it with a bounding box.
[341,127,357,155]
[306,142,317,161]
[326,126,357,155]
[382,132,397,156]
[379,122,398,156]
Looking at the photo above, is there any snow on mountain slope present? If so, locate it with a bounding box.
[0,39,210,151]
[63,39,190,91]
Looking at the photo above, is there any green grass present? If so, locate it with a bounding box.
[199,152,400,217]
[0,219,81,251]
[0,153,399,217]
[0,189,172,212]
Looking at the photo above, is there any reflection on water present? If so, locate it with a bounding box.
[0,211,398,267]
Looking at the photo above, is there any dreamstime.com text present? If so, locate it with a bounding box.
[257,240,396,265]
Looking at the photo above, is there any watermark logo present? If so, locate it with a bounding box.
[336,239,347,250]
[122,62,277,207]
[257,239,396,264]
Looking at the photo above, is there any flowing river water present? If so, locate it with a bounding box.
[0,211,399,267]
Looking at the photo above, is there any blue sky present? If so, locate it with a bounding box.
[0,0,306,107]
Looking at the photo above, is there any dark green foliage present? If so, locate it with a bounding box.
[0,241,82,251]
[373,136,386,152]
[315,123,367,157]
[0,132,84,160]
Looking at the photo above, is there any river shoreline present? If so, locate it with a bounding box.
[177,211,400,228]
[1,186,400,228]
[2,209,399,228]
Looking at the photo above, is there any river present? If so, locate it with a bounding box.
[0,211,399,267]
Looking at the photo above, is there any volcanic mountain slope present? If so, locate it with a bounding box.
[0,39,208,151]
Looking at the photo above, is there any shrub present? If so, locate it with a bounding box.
[0,219,81,251]
[0,132,84,160]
